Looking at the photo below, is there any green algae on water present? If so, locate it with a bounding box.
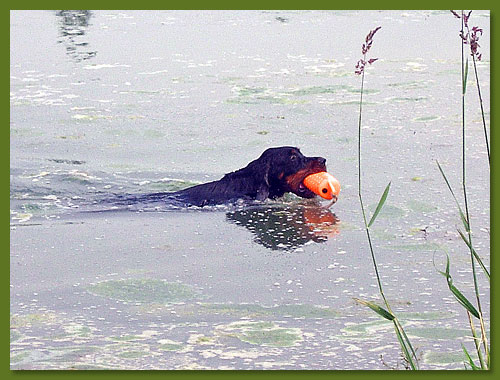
[87,279,199,304]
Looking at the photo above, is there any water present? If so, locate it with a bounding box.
[10,10,490,370]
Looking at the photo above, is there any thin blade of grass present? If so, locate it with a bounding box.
[393,318,418,369]
[353,298,395,320]
[368,181,391,227]
[395,319,420,369]
[436,253,480,319]
[393,321,417,370]
[467,313,487,369]
[457,229,490,281]
[436,161,469,231]
[471,56,490,165]
[463,57,469,94]
[462,344,481,370]
[449,283,480,319]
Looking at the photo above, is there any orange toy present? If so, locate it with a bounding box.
[303,172,341,200]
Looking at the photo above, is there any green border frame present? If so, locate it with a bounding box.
[6,3,497,377]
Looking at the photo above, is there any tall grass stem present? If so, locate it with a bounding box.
[355,30,418,369]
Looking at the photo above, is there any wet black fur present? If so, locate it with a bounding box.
[170,146,327,207]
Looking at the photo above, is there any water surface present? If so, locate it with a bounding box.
[10,10,490,370]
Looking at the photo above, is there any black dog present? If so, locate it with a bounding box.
[170,146,327,207]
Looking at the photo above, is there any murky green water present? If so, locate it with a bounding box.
[10,10,490,370]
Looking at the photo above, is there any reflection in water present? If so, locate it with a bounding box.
[55,10,96,62]
[226,205,339,251]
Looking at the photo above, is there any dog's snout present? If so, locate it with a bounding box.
[316,157,326,165]
[312,157,327,170]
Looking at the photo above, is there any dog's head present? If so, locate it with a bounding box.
[251,146,327,199]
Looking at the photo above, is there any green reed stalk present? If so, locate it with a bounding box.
[470,53,490,164]
[355,28,418,370]
[441,11,489,369]
[357,66,386,303]
[460,11,489,368]
[464,26,490,165]
[358,80,385,301]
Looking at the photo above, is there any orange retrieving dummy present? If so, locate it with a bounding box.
[303,172,341,200]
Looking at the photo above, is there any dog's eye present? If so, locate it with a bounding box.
[290,154,297,161]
